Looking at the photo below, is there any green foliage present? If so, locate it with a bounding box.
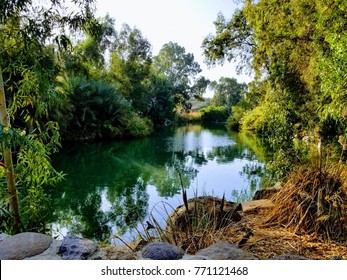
[0,122,63,233]
[240,104,267,133]
[125,115,153,138]
[202,0,347,178]
[110,24,152,113]
[145,73,176,126]
[202,10,255,73]
[153,42,202,111]
[54,75,153,140]
[200,105,229,123]
[210,77,247,110]
[227,105,247,129]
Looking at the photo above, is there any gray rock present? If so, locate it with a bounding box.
[182,254,211,260]
[272,253,308,260]
[0,232,53,260]
[196,242,258,260]
[25,239,63,260]
[58,235,98,260]
[0,233,11,242]
[141,242,185,260]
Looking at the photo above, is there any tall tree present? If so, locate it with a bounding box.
[110,24,152,113]
[153,42,202,110]
[210,77,246,109]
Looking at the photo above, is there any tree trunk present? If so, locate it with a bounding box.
[0,66,21,233]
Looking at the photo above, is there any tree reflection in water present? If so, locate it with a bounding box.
[49,125,268,242]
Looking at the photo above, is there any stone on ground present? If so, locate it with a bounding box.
[141,242,185,260]
[58,235,98,260]
[0,232,53,260]
[196,242,258,260]
[25,239,63,260]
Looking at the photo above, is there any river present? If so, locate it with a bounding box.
[49,124,267,243]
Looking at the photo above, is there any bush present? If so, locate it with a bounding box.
[54,75,151,141]
[125,115,153,138]
[176,111,202,124]
[227,105,247,129]
[240,104,267,133]
[200,105,228,123]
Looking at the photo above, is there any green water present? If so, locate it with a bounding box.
[49,124,267,243]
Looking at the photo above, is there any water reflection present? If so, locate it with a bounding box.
[49,125,267,242]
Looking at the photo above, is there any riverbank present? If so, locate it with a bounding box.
[1,194,346,260]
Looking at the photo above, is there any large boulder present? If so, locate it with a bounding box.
[25,239,63,260]
[0,232,53,260]
[196,242,258,260]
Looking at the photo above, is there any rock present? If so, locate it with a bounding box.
[0,233,11,242]
[0,232,53,260]
[25,239,63,260]
[272,253,308,260]
[241,199,274,213]
[167,196,242,234]
[58,235,98,260]
[103,246,137,260]
[196,242,258,260]
[253,183,282,200]
[141,242,185,260]
[182,254,211,260]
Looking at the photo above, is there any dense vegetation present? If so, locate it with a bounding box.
[0,0,214,233]
[203,0,347,175]
[203,0,347,241]
[1,0,347,241]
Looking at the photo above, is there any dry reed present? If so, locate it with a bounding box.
[265,163,347,241]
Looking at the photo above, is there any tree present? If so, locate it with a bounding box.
[153,42,202,110]
[0,0,95,233]
[110,24,152,113]
[0,68,20,232]
[191,76,210,100]
[210,77,246,109]
[202,10,255,74]
[65,15,116,79]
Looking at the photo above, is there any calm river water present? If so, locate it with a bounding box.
[49,124,267,243]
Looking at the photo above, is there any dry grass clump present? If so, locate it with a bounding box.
[265,163,347,241]
[163,196,241,254]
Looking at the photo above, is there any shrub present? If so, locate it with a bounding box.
[240,104,267,133]
[176,111,202,124]
[125,115,153,138]
[200,105,228,123]
[227,105,247,129]
[54,75,150,141]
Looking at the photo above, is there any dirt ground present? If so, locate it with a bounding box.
[214,202,347,260]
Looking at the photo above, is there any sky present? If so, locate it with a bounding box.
[95,0,253,95]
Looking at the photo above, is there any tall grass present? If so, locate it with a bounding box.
[265,162,347,241]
